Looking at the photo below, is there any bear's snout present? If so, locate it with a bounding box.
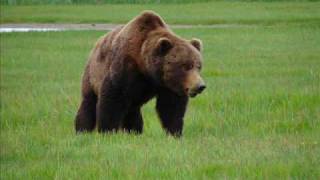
[196,83,206,94]
[187,75,206,98]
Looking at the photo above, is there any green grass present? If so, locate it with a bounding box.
[1,2,320,24]
[1,22,320,178]
[2,0,195,5]
[1,0,317,6]
[1,0,213,5]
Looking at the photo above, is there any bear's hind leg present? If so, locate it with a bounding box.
[75,90,97,133]
[122,108,143,134]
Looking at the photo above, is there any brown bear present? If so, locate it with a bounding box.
[75,11,205,137]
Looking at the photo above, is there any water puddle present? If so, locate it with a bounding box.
[0,28,62,33]
[0,23,252,33]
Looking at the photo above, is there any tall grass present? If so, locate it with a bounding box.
[1,1,320,178]
[1,23,319,179]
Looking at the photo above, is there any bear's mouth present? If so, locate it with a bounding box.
[189,92,198,98]
[187,86,205,98]
[185,88,198,98]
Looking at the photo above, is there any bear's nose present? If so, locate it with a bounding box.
[197,84,206,94]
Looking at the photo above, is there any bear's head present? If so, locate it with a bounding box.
[143,33,206,97]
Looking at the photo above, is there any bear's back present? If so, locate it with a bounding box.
[87,11,168,95]
[87,26,123,95]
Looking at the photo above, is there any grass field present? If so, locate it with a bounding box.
[1,24,320,179]
[2,0,213,5]
[1,2,320,25]
[1,1,320,179]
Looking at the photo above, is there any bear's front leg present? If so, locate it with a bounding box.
[97,76,129,133]
[156,88,189,137]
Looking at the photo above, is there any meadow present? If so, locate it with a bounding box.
[1,1,320,179]
[1,2,320,24]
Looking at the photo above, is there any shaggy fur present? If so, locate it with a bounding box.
[75,11,205,137]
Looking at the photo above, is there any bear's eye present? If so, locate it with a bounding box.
[183,64,193,71]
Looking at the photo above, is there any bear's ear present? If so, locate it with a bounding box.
[155,37,173,56]
[190,38,202,52]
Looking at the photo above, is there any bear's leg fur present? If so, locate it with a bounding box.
[122,108,143,134]
[75,90,97,132]
[96,76,129,133]
[156,88,189,137]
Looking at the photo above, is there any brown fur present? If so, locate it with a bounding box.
[75,11,205,136]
